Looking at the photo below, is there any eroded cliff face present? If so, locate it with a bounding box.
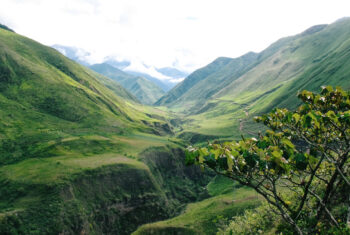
[139,147,210,205]
[58,164,172,235]
[0,146,210,234]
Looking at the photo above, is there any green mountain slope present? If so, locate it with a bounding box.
[133,186,260,235]
[90,63,165,105]
[133,19,350,234]
[155,57,234,108]
[0,26,215,234]
[0,27,165,160]
[160,18,350,138]
[126,70,174,91]
[2,17,350,235]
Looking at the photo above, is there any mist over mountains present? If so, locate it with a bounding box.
[89,63,165,105]
[52,44,189,92]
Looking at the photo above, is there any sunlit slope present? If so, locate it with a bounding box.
[215,20,350,107]
[0,27,196,234]
[155,32,297,112]
[168,18,350,138]
[90,63,165,105]
[0,27,175,165]
[155,56,234,110]
[133,178,261,235]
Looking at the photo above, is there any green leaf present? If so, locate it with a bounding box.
[210,149,222,159]
[293,113,300,123]
[199,147,209,156]
[199,155,204,164]
[231,149,240,157]
[281,138,295,149]
[271,150,282,159]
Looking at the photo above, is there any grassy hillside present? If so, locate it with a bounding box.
[0,144,211,234]
[0,26,179,162]
[127,70,174,92]
[90,63,165,105]
[155,57,234,108]
[161,18,350,140]
[133,177,261,235]
[0,27,214,234]
[1,17,350,235]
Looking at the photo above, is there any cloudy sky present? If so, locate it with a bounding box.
[1,0,349,73]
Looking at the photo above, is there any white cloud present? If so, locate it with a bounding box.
[124,60,173,81]
[169,77,185,83]
[1,0,350,73]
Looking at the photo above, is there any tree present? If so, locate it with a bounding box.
[186,86,350,234]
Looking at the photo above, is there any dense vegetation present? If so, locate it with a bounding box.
[186,87,350,234]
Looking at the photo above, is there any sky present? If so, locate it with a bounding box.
[1,0,350,73]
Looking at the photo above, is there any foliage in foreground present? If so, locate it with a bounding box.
[218,203,278,235]
[186,86,350,234]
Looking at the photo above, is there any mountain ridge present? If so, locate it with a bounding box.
[158,18,350,138]
[156,19,349,113]
[51,44,187,91]
[90,63,165,105]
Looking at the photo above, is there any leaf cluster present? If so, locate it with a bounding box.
[186,86,350,234]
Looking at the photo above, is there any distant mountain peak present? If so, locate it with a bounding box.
[103,57,131,70]
[156,18,350,115]
[50,45,190,89]
[90,62,165,105]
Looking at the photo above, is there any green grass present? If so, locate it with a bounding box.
[207,175,240,196]
[133,187,261,235]
[154,18,350,142]
[0,27,194,234]
[0,27,179,166]
[0,154,146,184]
[0,130,175,186]
[2,18,350,235]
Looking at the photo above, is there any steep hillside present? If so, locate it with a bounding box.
[133,186,260,235]
[51,45,180,92]
[161,18,350,138]
[155,56,234,108]
[156,53,260,111]
[90,63,165,105]
[0,26,214,234]
[126,70,174,92]
[0,26,172,162]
